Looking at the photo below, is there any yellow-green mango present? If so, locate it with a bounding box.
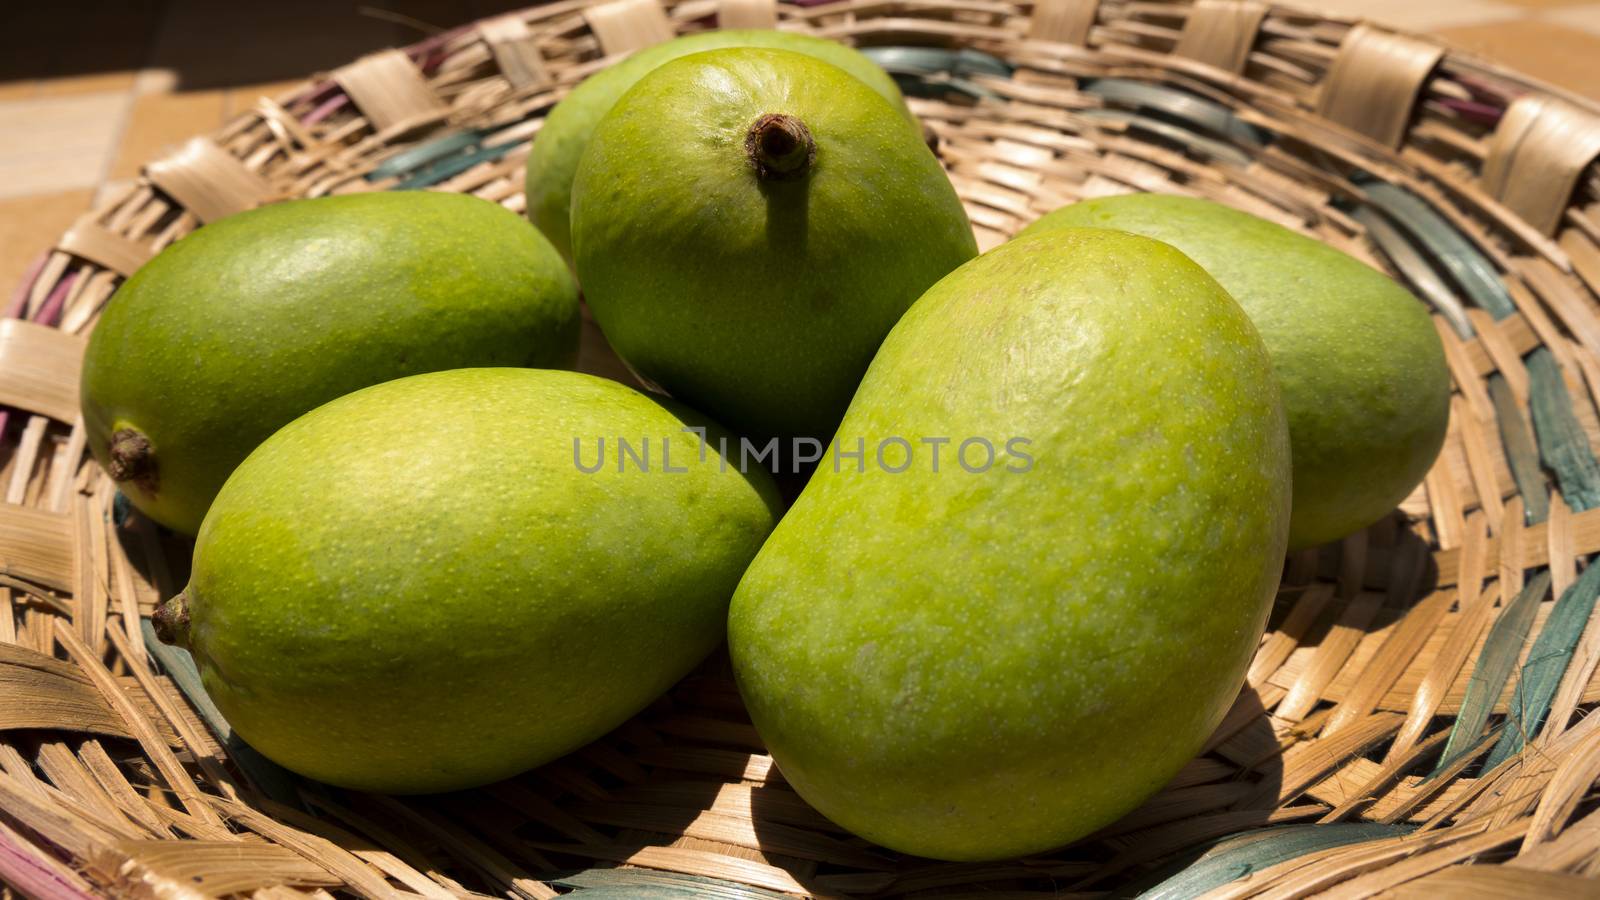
[572,48,976,440]
[729,229,1291,860]
[1023,193,1449,548]
[526,29,908,265]
[81,192,579,535]
[155,368,779,793]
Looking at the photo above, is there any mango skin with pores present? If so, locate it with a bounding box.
[729,228,1292,860]
[158,368,780,793]
[80,192,579,535]
[572,47,976,441]
[525,28,909,265]
[1023,193,1449,548]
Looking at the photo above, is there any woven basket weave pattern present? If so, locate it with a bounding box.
[5,0,1600,895]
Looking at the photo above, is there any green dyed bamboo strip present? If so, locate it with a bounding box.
[1483,562,1600,769]
[1076,109,1253,166]
[1488,374,1552,525]
[552,868,792,898]
[1357,182,1516,319]
[1082,78,1267,146]
[368,130,485,181]
[1133,823,1413,900]
[1434,570,1551,774]
[392,140,525,190]
[1526,348,1600,513]
[860,46,1013,79]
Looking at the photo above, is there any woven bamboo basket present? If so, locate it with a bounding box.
[6,0,1600,895]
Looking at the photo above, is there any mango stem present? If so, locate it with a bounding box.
[746,114,815,181]
[107,427,158,494]
[152,591,190,647]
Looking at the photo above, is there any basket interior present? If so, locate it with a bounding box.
[5,0,1600,896]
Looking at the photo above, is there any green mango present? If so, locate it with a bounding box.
[80,192,579,535]
[1022,193,1449,549]
[526,29,908,265]
[729,228,1291,861]
[572,47,976,441]
[154,368,779,793]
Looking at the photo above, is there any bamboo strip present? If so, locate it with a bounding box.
[51,621,224,831]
